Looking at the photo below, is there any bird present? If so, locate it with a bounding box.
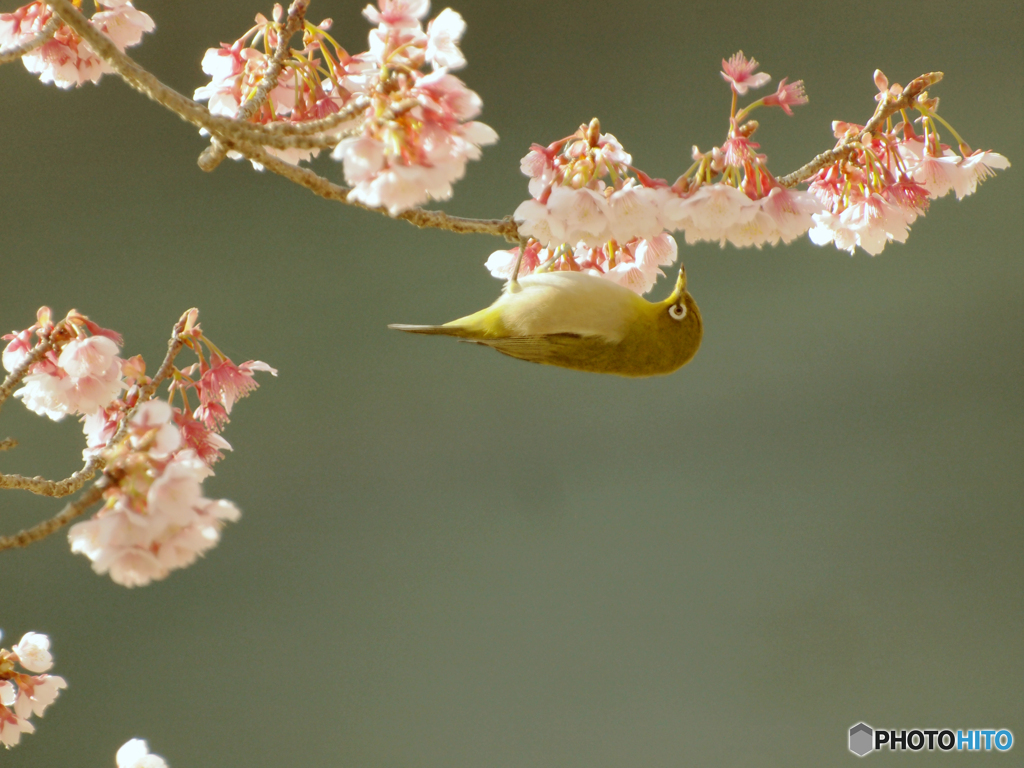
[388,265,703,377]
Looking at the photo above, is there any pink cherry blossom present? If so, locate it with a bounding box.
[512,123,672,253]
[0,629,66,748]
[0,1,153,89]
[198,358,277,414]
[117,738,169,768]
[0,706,33,747]
[128,400,181,459]
[808,193,914,256]
[362,0,430,29]
[82,405,121,459]
[11,633,52,674]
[720,51,771,95]
[949,150,1011,199]
[663,183,761,245]
[90,2,154,51]
[332,68,497,213]
[69,446,242,588]
[758,186,823,243]
[174,409,233,465]
[425,8,465,69]
[12,371,75,421]
[762,77,807,115]
[0,328,33,373]
[13,674,66,719]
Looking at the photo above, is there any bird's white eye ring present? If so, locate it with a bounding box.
[669,303,687,321]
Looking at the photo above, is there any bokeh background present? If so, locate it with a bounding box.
[1,0,1021,765]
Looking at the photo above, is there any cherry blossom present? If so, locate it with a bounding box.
[808,193,915,256]
[720,51,771,95]
[0,1,153,89]
[425,8,466,69]
[664,183,761,244]
[68,442,241,587]
[333,65,497,213]
[762,77,808,115]
[486,233,678,296]
[0,630,67,749]
[362,0,430,29]
[117,738,169,768]
[10,633,53,674]
[512,121,674,256]
[3,310,125,421]
[68,396,243,587]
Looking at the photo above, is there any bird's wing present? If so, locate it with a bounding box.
[466,333,617,371]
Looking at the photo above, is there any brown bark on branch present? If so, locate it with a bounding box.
[778,71,943,188]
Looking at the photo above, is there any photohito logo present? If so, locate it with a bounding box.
[848,723,1014,757]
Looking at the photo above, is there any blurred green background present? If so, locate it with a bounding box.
[1,0,1021,765]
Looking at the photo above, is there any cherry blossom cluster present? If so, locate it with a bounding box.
[489,119,679,294]
[332,0,496,213]
[494,53,1009,281]
[3,306,126,421]
[68,400,244,587]
[807,71,1010,255]
[661,52,822,249]
[0,0,153,89]
[0,630,67,748]
[3,308,275,586]
[193,5,356,167]
[192,0,496,212]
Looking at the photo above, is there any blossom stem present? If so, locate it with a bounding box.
[43,0,519,241]
[0,14,60,64]
[198,0,310,171]
[925,111,969,155]
[733,98,764,124]
[777,71,943,188]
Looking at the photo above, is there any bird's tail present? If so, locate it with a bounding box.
[387,323,476,338]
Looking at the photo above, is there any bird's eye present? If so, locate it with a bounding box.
[669,303,687,321]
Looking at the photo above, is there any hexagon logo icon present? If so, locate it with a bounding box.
[849,723,874,757]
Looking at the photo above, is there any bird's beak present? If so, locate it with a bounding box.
[667,264,687,303]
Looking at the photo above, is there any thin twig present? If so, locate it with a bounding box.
[0,475,111,551]
[778,71,943,188]
[45,0,516,240]
[199,0,310,171]
[0,458,98,497]
[257,95,371,136]
[100,309,191,457]
[0,15,60,65]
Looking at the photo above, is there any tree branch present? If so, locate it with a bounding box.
[0,474,111,551]
[0,458,98,497]
[44,0,517,240]
[217,132,519,238]
[778,71,943,188]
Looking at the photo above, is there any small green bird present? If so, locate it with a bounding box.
[388,265,703,377]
